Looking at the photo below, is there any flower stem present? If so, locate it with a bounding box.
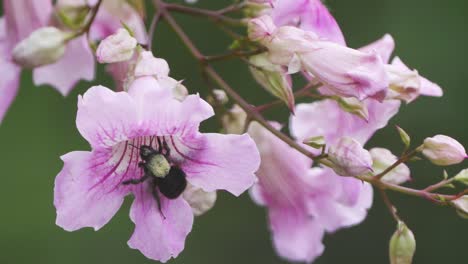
[164,3,246,27]
[375,147,421,180]
[379,189,401,222]
[357,174,467,204]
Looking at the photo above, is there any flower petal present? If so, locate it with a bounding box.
[269,207,325,263]
[182,133,260,196]
[290,98,400,145]
[272,0,346,45]
[0,33,20,123]
[128,185,193,262]
[76,85,138,149]
[359,34,395,64]
[128,77,214,136]
[33,36,95,96]
[307,168,373,232]
[54,151,129,231]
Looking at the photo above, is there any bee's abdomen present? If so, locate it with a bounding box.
[157,166,187,199]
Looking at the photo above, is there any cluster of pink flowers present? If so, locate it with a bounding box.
[1,0,466,263]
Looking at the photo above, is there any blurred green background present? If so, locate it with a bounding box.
[1,0,467,263]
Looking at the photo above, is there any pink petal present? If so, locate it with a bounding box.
[359,34,395,64]
[307,168,373,232]
[3,0,52,45]
[182,133,260,196]
[33,36,95,96]
[128,185,193,262]
[290,98,401,145]
[127,77,214,136]
[248,122,312,207]
[269,207,325,263]
[54,151,129,231]
[76,85,138,149]
[391,57,443,97]
[420,76,443,97]
[0,26,21,123]
[272,0,346,45]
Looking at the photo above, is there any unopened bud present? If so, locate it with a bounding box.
[222,105,247,135]
[389,221,416,264]
[134,51,170,78]
[247,15,276,42]
[250,54,294,112]
[451,196,468,219]
[207,89,228,105]
[182,184,217,216]
[328,137,373,177]
[336,97,369,121]
[454,169,468,186]
[421,135,467,166]
[370,148,410,185]
[96,28,138,63]
[13,27,70,68]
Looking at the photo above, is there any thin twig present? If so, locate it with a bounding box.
[164,3,246,27]
[379,189,401,222]
[148,11,162,50]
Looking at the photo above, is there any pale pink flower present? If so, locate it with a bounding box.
[54,80,260,262]
[422,135,467,166]
[360,34,443,102]
[34,0,146,95]
[0,0,52,123]
[248,122,372,263]
[0,0,146,123]
[249,17,389,101]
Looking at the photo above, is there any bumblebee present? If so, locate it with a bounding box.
[123,137,187,217]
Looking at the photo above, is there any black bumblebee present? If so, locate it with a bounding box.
[123,137,187,217]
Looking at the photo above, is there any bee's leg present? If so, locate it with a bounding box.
[156,137,163,153]
[122,174,149,185]
[152,182,166,219]
[162,137,171,157]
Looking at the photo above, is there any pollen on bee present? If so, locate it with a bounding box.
[148,154,171,178]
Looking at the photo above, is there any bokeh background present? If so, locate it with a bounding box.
[1,0,467,263]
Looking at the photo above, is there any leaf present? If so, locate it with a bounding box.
[396,126,411,150]
[303,136,326,149]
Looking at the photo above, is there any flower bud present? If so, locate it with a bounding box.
[182,184,217,216]
[336,97,369,121]
[451,196,468,219]
[13,27,70,68]
[389,221,416,264]
[370,148,410,185]
[96,28,138,63]
[328,137,373,177]
[422,135,467,166]
[454,169,468,186]
[247,15,276,42]
[134,51,170,78]
[222,105,247,135]
[249,54,294,112]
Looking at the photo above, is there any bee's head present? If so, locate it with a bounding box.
[140,145,155,159]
